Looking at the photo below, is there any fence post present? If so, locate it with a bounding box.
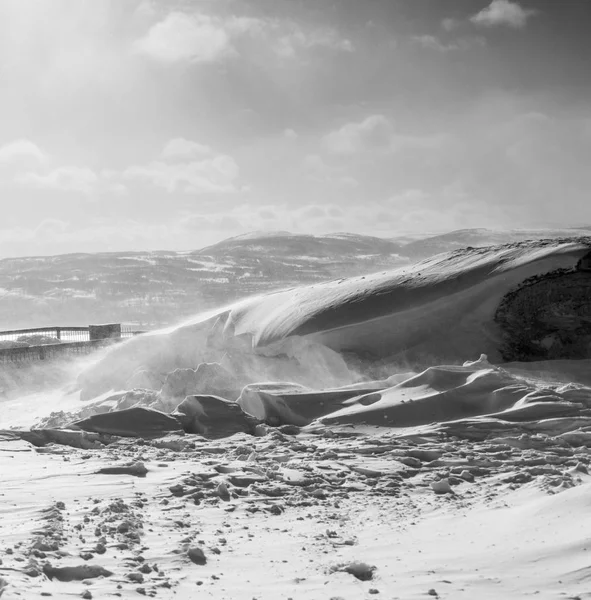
[88,324,122,341]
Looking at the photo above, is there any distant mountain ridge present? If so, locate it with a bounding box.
[200,231,403,258]
[0,227,588,330]
[397,227,591,258]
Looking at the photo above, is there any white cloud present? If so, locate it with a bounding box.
[323,115,446,156]
[275,26,354,58]
[283,128,298,140]
[133,10,352,65]
[257,207,278,220]
[124,159,239,193]
[0,138,101,194]
[412,35,486,52]
[225,16,266,36]
[0,139,47,165]
[303,154,358,186]
[133,12,233,63]
[161,138,213,161]
[413,35,453,52]
[323,115,393,154]
[299,205,327,220]
[0,219,66,246]
[133,1,158,22]
[0,218,180,256]
[470,0,537,29]
[124,139,241,194]
[176,190,503,241]
[2,137,240,196]
[16,165,99,194]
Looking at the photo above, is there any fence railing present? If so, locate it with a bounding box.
[0,323,145,364]
[0,324,143,343]
[0,340,116,364]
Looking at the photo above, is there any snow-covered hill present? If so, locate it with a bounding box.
[0,228,588,330]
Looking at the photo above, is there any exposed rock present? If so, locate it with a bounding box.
[576,250,591,272]
[331,561,376,581]
[460,470,475,482]
[43,563,113,581]
[431,479,454,494]
[96,462,148,477]
[187,547,207,565]
[216,482,231,501]
[496,269,591,361]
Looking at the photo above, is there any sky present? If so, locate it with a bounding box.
[0,0,590,256]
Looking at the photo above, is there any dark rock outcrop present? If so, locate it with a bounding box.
[496,269,591,361]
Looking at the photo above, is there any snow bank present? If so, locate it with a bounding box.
[76,238,590,402]
[10,237,584,436]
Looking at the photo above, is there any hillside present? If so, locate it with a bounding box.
[0,227,588,330]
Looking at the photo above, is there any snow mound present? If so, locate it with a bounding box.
[77,238,591,402]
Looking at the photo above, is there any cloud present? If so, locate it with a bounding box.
[179,202,352,240]
[413,35,455,53]
[161,138,213,161]
[299,205,326,220]
[0,139,47,165]
[133,12,233,63]
[123,139,241,193]
[258,207,277,220]
[124,160,239,193]
[470,0,537,29]
[323,115,444,155]
[412,35,486,52]
[0,218,178,256]
[1,137,239,195]
[133,9,352,65]
[0,139,105,194]
[303,154,358,187]
[16,165,99,194]
[176,189,506,243]
[323,115,393,154]
[274,25,354,58]
[441,18,460,32]
[346,187,516,235]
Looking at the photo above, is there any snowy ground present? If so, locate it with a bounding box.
[2,422,591,600]
[2,237,591,599]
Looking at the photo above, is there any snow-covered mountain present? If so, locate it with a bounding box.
[0,228,588,330]
[397,227,591,259]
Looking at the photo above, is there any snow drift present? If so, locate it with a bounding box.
[77,237,591,401]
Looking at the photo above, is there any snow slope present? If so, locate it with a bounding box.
[76,237,591,403]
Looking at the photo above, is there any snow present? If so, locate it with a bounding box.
[2,236,591,600]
